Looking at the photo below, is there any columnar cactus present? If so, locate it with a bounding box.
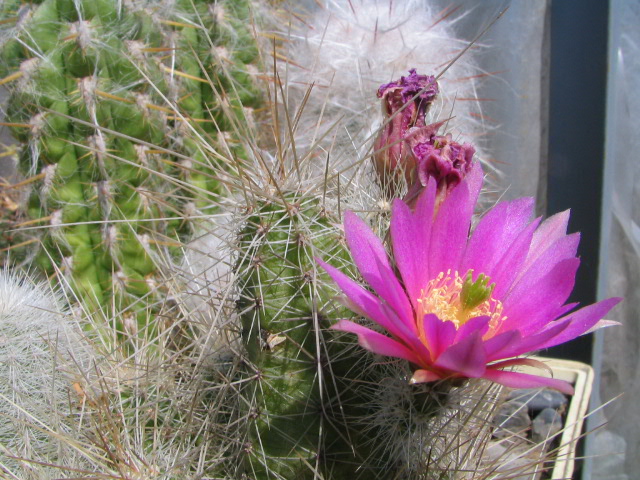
[235,192,347,478]
[0,0,261,336]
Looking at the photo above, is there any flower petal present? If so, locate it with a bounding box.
[532,297,622,350]
[466,160,485,198]
[379,301,432,361]
[429,162,482,277]
[332,320,423,365]
[524,209,571,270]
[317,258,417,341]
[489,357,553,375]
[482,369,574,395]
[436,329,486,378]
[422,313,456,360]
[410,369,443,384]
[462,197,535,284]
[455,315,490,343]
[482,329,522,358]
[490,217,541,298]
[391,179,436,307]
[344,211,413,320]
[485,320,571,361]
[584,318,621,334]
[501,258,580,335]
[510,233,580,296]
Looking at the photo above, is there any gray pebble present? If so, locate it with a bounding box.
[532,407,563,443]
[508,388,568,412]
[493,400,531,438]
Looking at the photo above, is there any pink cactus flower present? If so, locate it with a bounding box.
[318,163,620,394]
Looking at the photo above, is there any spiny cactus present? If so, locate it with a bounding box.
[224,69,493,478]
[0,0,261,338]
[0,268,95,479]
[231,198,387,478]
[231,188,503,478]
[233,191,342,478]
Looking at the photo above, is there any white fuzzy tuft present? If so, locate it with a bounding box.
[266,0,495,198]
[0,269,95,479]
[176,209,243,366]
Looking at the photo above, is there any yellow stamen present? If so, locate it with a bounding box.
[416,270,506,340]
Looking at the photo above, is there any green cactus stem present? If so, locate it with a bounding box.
[0,0,262,338]
[234,191,467,479]
[236,192,351,479]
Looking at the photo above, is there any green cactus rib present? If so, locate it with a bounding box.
[167,0,262,208]
[1,0,172,327]
[0,0,262,334]
[236,193,352,479]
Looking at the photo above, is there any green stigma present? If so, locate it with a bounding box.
[460,270,495,310]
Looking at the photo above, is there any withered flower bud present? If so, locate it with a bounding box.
[373,69,439,190]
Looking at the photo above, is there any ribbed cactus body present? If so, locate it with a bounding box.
[166,0,261,208]
[1,0,167,326]
[237,193,351,479]
[0,0,262,335]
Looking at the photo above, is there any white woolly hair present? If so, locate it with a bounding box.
[179,0,500,349]
[265,0,498,203]
[0,269,94,479]
[176,208,242,365]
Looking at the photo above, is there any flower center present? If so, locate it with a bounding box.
[416,270,506,337]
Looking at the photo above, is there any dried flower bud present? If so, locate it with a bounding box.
[373,69,439,189]
[404,121,476,208]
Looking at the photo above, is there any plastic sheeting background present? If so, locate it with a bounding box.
[587,1,640,479]
[440,1,549,207]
